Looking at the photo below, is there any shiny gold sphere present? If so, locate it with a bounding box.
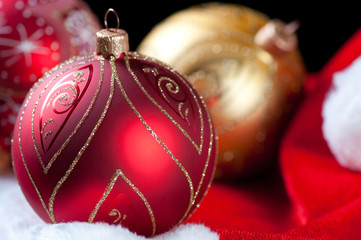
[138,2,305,178]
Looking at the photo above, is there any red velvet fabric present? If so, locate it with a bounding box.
[187,28,361,240]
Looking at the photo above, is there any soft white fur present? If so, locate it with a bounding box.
[0,174,219,240]
[322,56,361,171]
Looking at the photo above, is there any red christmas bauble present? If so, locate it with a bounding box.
[11,26,217,236]
[0,0,100,155]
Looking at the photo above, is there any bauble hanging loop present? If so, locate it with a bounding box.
[104,8,120,31]
[96,9,129,58]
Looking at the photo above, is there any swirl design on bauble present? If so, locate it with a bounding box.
[39,65,93,154]
[143,67,192,126]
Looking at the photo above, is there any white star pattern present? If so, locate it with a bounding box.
[64,9,97,56]
[0,13,11,35]
[0,0,98,149]
[0,23,50,68]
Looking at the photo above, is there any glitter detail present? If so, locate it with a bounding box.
[47,86,77,107]
[31,59,95,174]
[192,101,214,203]
[125,54,204,156]
[142,67,158,76]
[48,56,108,222]
[112,169,155,236]
[88,168,155,235]
[17,53,101,223]
[178,102,190,125]
[88,169,120,223]
[109,209,127,224]
[144,66,191,125]
[157,76,180,101]
[15,51,216,233]
[111,56,157,236]
[124,52,215,226]
[72,70,86,84]
[17,87,54,222]
[41,118,54,139]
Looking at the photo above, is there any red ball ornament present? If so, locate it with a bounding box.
[12,10,217,237]
[0,0,100,157]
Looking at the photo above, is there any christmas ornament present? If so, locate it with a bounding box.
[322,55,361,171]
[0,0,100,170]
[11,9,217,237]
[138,3,305,178]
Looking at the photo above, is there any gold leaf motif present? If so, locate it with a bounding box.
[127,56,204,155]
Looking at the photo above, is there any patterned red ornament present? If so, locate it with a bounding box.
[11,12,217,237]
[0,0,100,159]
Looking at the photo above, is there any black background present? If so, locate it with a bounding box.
[85,0,360,73]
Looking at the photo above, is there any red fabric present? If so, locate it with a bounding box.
[187,28,361,240]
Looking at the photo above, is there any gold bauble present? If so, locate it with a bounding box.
[138,3,305,178]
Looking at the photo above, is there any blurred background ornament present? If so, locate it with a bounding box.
[0,0,100,172]
[138,2,305,179]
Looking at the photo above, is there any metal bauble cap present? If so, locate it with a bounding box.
[96,9,129,58]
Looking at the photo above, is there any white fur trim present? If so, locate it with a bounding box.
[322,56,361,171]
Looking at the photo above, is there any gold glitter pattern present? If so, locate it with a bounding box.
[122,56,196,200]
[88,170,120,223]
[18,54,104,223]
[170,65,215,225]
[47,86,78,107]
[178,102,190,125]
[48,56,109,222]
[72,71,86,84]
[142,67,159,76]
[112,169,155,236]
[124,53,214,226]
[86,57,156,235]
[158,77,180,97]
[88,167,153,233]
[111,56,161,235]
[16,52,215,235]
[130,55,205,155]
[109,209,127,224]
[41,118,54,139]
[17,87,54,222]
[30,59,96,174]
[146,66,191,125]
[192,103,214,203]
